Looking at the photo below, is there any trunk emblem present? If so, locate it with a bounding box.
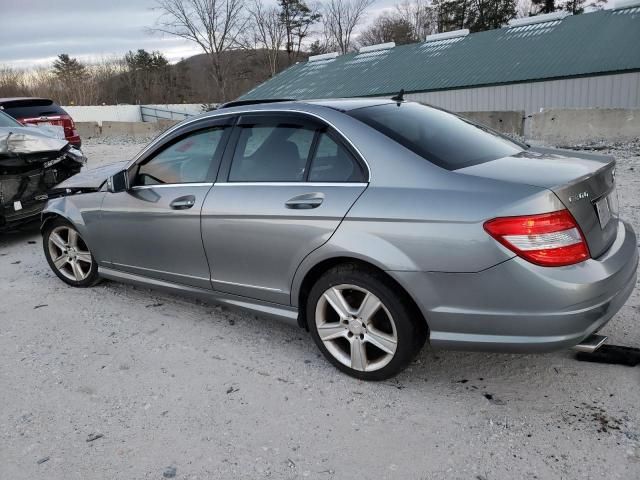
[568,191,589,203]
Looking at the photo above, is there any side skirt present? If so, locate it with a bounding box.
[98,266,300,326]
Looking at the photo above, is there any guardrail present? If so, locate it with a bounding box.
[140,106,194,122]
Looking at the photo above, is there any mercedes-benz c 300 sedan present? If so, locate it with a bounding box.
[41,99,638,380]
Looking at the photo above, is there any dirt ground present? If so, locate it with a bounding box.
[1,138,639,480]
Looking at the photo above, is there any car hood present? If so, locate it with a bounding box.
[55,160,129,191]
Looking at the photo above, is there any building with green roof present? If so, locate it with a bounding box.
[239,5,640,115]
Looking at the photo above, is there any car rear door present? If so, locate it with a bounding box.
[98,118,233,288]
[201,112,368,305]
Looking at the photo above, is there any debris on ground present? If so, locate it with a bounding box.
[163,465,177,478]
[86,433,103,442]
[575,345,640,367]
[483,393,506,405]
[36,456,50,464]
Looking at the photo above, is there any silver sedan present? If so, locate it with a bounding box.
[41,99,638,380]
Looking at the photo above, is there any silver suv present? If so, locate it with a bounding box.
[41,99,638,380]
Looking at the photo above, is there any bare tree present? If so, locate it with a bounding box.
[323,0,375,54]
[359,12,417,46]
[152,0,246,102]
[395,0,438,41]
[246,0,286,76]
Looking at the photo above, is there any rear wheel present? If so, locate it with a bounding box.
[307,263,426,380]
[43,218,100,287]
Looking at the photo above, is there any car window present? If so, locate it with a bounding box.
[308,133,364,182]
[136,128,226,185]
[229,123,315,182]
[0,110,22,127]
[347,102,523,170]
[0,99,65,119]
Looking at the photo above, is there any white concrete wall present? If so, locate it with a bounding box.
[62,104,204,125]
[63,105,142,125]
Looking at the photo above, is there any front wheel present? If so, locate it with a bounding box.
[43,218,100,288]
[307,264,426,380]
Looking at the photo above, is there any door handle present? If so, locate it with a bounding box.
[170,195,196,210]
[285,193,324,209]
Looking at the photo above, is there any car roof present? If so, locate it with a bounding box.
[219,97,397,113]
[301,98,396,111]
[0,97,54,104]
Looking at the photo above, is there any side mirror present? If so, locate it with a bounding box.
[107,169,130,193]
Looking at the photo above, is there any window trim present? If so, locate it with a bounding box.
[131,124,232,187]
[305,129,365,183]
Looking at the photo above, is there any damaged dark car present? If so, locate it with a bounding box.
[0,111,85,230]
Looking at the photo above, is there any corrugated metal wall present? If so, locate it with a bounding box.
[402,71,640,114]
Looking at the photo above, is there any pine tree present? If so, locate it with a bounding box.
[52,54,87,83]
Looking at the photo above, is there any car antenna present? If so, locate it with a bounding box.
[391,89,405,103]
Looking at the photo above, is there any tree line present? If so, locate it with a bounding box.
[0,0,605,105]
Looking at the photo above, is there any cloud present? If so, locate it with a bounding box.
[0,0,398,68]
[0,0,200,67]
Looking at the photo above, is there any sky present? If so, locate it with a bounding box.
[0,0,397,69]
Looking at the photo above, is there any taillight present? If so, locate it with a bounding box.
[483,210,590,267]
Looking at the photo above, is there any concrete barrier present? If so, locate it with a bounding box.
[75,122,100,139]
[527,108,640,144]
[460,111,524,136]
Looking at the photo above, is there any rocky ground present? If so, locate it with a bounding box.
[0,138,639,479]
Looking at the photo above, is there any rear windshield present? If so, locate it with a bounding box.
[0,99,65,119]
[347,102,524,170]
[0,110,22,127]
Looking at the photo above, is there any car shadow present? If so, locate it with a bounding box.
[0,221,41,248]
[100,278,582,396]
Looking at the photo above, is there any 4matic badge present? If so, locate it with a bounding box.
[568,191,590,203]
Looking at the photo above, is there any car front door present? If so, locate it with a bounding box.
[99,119,233,289]
[201,112,368,305]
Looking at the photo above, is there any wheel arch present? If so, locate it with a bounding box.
[40,211,68,232]
[39,199,101,263]
[295,256,428,333]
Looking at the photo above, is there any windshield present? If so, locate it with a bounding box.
[347,102,524,170]
[0,110,22,127]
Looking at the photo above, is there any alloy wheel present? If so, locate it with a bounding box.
[47,226,93,282]
[315,284,398,372]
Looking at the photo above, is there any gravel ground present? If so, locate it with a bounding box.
[1,138,639,480]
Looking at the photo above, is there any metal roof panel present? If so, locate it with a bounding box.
[240,9,640,100]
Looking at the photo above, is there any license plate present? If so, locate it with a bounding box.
[595,196,612,229]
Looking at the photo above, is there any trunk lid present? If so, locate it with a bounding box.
[458,146,618,258]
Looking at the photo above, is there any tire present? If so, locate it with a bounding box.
[307,263,426,380]
[43,218,101,288]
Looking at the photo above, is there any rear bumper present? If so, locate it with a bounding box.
[391,220,638,352]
